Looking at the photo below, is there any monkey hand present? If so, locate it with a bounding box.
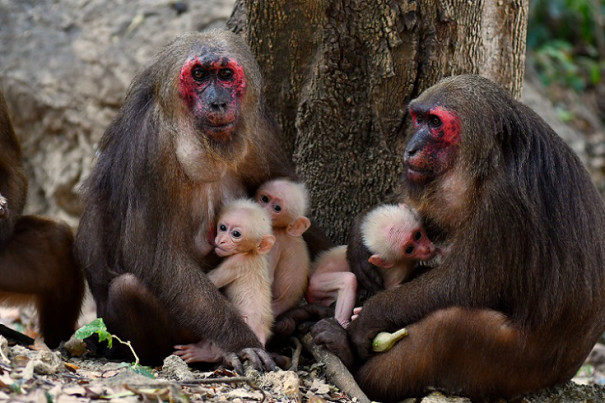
[311,318,356,368]
[273,303,334,337]
[0,195,8,217]
[347,311,383,361]
[222,347,277,374]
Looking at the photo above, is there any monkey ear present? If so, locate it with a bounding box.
[258,234,276,255]
[287,216,311,237]
[368,255,394,269]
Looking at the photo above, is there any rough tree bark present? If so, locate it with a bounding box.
[228,0,528,243]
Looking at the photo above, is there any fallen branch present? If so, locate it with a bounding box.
[289,337,302,372]
[300,333,370,403]
[0,324,34,346]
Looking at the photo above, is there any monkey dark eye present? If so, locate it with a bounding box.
[192,66,208,82]
[260,195,269,203]
[232,230,241,238]
[219,224,227,232]
[274,205,282,212]
[218,68,234,80]
[405,246,415,255]
[429,115,442,128]
[414,231,422,241]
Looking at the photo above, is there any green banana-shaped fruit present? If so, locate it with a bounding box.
[372,327,409,352]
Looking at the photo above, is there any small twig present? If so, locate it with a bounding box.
[300,333,371,403]
[181,376,253,385]
[289,337,302,372]
[111,334,140,366]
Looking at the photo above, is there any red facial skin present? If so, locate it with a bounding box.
[405,106,461,184]
[179,56,247,143]
[398,226,435,261]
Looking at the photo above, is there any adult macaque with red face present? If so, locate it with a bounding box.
[175,199,275,363]
[313,75,605,401]
[0,89,84,348]
[74,30,325,369]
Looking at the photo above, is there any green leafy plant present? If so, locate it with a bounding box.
[74,318,154,378]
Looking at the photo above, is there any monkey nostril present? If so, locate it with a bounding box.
[211,101,227,110]
[404,148,417,160]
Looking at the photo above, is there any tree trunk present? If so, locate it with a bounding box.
[228,0,528,244]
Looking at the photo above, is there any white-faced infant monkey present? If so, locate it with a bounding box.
[255,179,311,317]
[175,199,275,363]
[307,203,437,328]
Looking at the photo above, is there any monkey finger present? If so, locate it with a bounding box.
[238,347,264,371]
[255,348,278,371]
[222,352,244,374]
[272,317,296,337]
[311,318,355,367]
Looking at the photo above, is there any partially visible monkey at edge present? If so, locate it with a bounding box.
[0,88,84,348]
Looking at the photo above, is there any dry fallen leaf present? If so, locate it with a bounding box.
[64,362,80,372]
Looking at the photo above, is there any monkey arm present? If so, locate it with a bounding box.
[347,265,472,360]
[207,259,240,289]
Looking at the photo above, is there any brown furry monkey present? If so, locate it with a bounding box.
[74,30,308,369]
[313,74,605,401]
[0,88,84,348]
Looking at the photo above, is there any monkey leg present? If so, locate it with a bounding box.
[0,216,84,348]
[106,274,190,365]
[355,307,564,401]
[307,272,357,328]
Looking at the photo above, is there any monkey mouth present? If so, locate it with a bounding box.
[214,246,230,257]
[405,166,434,184]
[203,121,237,144]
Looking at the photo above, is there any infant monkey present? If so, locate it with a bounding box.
[307,203,437,327]
[255,179,312,317]
[174,199,275,363]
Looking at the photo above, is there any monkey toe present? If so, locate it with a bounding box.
[237,347,276,372]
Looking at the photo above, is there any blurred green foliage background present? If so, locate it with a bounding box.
[528,0,605,91]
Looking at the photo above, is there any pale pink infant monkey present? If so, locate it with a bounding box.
[174,199,275,363]
[307,203,437,328]
[255,178,312,317]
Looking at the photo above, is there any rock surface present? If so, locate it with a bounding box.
[0,0,234,226]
